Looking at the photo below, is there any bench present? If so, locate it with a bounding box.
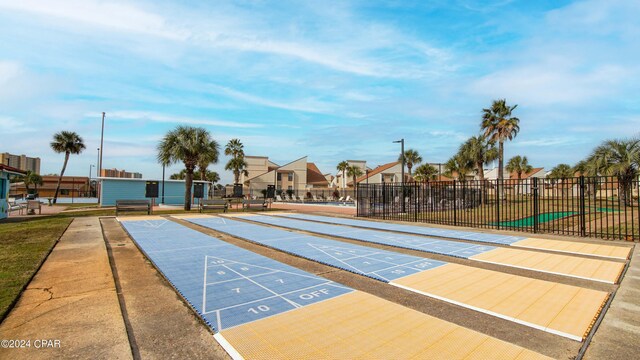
[199,199,229,213]
[115,200,151,216]
[242,199,268,211]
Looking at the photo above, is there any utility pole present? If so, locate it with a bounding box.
[99,112,105,175]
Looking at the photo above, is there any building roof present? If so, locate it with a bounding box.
[353,161,399,184]
[306,162,329,186]
[509,167,544,179]
[0,164,27,175]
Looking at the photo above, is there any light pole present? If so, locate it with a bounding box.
[393,139,405,213]
[161,164,165,204]
[99,112,105,176]
[89,164,95,179]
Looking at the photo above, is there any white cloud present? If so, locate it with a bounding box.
[107,111,263,129]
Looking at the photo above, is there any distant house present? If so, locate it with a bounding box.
[349,161,404,187]
[242,155,330,194]
[0,164,26,220]
[335,160,368,189]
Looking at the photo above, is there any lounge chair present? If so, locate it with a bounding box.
[345,195,354,203]
[338,196,344,202]
[275,195,283,202]
[8,199,25,215]
[312,194,320,202]
[27,200,42,215]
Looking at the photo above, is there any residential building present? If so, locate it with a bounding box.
[242,156,329,193]
[10,176,91,198]
[1,164,26,220]
[100,168,142,179]
[0,152,41,174]
[334,160,367,189]
[350,161,404,186]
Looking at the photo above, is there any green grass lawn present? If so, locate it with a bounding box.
[0,217,72,320]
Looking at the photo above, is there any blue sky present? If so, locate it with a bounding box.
[1,0,638,184]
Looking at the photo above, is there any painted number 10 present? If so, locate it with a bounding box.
[248,305,270,314]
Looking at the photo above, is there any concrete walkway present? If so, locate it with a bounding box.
[585,245,640,359]
[0,217,131,359]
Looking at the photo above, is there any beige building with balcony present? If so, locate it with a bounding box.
[242,156,329,192]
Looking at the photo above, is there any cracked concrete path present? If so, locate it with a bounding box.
[0,217,131,360]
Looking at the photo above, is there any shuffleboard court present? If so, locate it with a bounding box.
[119,216,552,359]
[181,214,610,341]
[241,214,625,284]
[277,213,632,260]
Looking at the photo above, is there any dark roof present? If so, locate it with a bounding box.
[0,164,27,175]
[353,161,399,184]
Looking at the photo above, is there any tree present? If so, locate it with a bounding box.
[548,164,573,179]
[50,131,86,204]
[21,170,43,194]
[346,165,363,188]
[157,126,216,211]
[459,135,498,181]
[413,164,439,182]
[506,155,533,181]
[481,99,520,195]
[585,138,640,206]
[444,154,473,181]
[170,169,187,180]
[399,149,422,176]
[224,139,248,185]
[336,161,349,189]
[198,140,220,180]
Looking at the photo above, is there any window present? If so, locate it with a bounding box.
[277,173,282,181]
[287,186,293,190]
[0,178,5,199]
[288,172,293,181]
[61,189,70,195]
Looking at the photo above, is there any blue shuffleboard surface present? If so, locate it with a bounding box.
[235,214,497,259]
[119,218,352,332]
[181,216,445,282]
[277,213,526,245]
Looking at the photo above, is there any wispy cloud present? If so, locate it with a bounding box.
[106,111,263,129]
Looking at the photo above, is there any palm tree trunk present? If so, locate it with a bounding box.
[184,168,194,211]
[53,152,70,204]
[234,170,240,185]
[477,162,485,205]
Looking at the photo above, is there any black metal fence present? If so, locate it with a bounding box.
[245,188,356,202]
[357,176,640,241]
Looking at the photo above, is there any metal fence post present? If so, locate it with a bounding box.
[414,183,418,222]
[495,179,500,230]
[532,177,539,233]
[579,176,586,237]
[453,180,457,226]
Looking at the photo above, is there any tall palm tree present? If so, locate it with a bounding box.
[481,99,520,195]
[445,154,473,182]
[399,149,422,176]
[50,131,86,204]
[21,170,43,195]
[346,165,363,188]
[586,138,640,206]
[336,161,349,189]
[413,164,438,182]
[157,126,215,210]
[205,170,220,197]
[224,139,247,185]
[170,170,187,180]
[198,140,220,180]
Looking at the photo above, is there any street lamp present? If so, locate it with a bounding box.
[89,164,95,179]
[393,139,405,213]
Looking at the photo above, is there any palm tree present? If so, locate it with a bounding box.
[548,164,574,179]
[21,170,43,195]
[50,131,86,204]
[198,140,220,180]
[157,126,215,210]
[336,161,349,189]
[506,155,533,181]
[224,139,247,185]
[346,165,363,188]
[459,136,498,181]
[170,169,187,180]
[413,164,439,182]
[225,157,248,185]
[481,99,520,197]
[204,170,220,197]
[586,138,640,206]
[445,154,473,182]
[399,149,422,176]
